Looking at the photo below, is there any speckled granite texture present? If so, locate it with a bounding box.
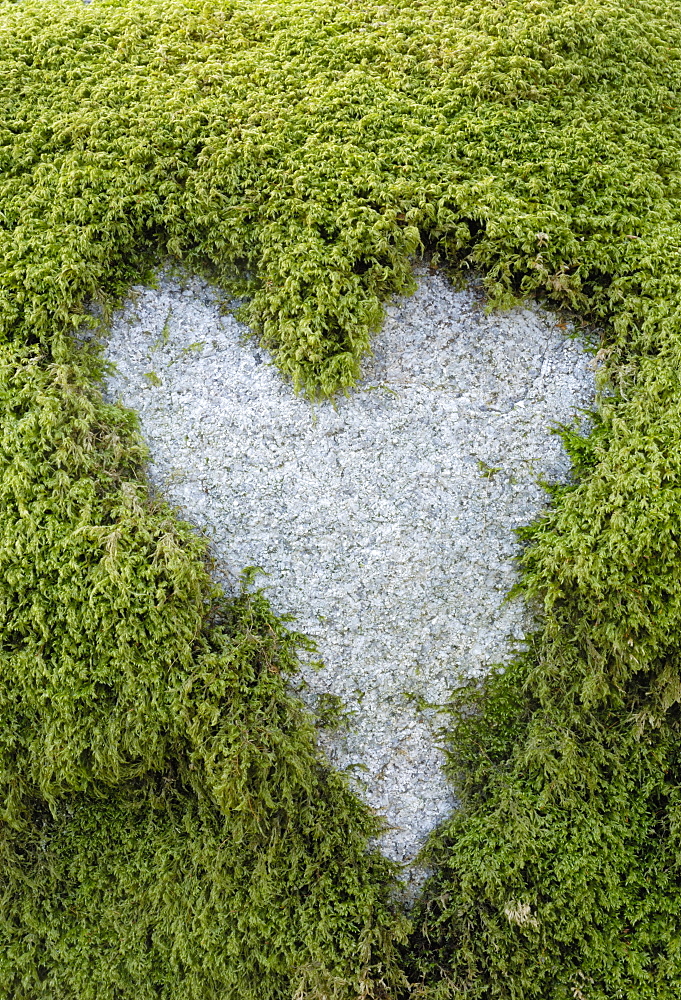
[103,268,596,880]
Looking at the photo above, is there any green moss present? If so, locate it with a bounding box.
[1,0,681,996]
[3,768,406,999]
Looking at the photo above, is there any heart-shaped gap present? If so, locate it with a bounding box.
[103,266,595,877]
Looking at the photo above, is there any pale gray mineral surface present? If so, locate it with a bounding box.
[102,268,595,880]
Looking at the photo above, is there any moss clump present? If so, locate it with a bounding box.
[2,0,681,996]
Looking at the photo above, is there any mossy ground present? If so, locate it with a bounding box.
[1,0,681,996]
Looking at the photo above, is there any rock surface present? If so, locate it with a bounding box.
[103,268,595,880]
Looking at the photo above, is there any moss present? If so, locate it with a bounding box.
[1,0,681,996]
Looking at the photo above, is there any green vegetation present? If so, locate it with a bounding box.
[1,0,681,996]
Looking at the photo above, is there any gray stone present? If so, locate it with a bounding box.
[102,267,596,887]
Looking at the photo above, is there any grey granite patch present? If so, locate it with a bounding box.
[102,268,595,883]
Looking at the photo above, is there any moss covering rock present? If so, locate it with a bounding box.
[1,0,681,996]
